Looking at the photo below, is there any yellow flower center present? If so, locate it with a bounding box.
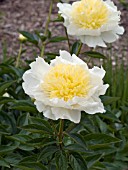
[71,0,109,29]
[41,64,91,101]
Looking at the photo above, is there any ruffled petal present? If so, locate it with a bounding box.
[79,35,107,48]
[102,31,118,43]
[30,57,50,80]
[51,107,81,123]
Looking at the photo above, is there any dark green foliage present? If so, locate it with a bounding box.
[0,53,128,170]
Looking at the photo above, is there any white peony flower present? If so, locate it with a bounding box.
[22,50,109,123]
[57,0,124,48]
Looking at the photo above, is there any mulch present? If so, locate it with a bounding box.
[0,0,127,65]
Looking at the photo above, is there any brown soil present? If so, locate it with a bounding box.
[0,0,127,65]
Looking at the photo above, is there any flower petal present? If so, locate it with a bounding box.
[102,31,118,43]
[51,107,81,123]
[79,35,107,48]
[30,57,50,80]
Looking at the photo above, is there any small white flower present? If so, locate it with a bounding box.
[22,50,109,123]
[57,0,124,48]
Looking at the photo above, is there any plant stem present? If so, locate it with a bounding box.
[58,119,64,149]
[16,43,22,68]
[76,42,83,56]
[64,27,70,51]
[40,0,53,57]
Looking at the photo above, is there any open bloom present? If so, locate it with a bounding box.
[57,0,124,47]
[22,50,109,123]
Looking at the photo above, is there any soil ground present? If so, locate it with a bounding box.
[0,0,127,65]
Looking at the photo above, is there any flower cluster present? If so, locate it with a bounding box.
[22,0,124,123]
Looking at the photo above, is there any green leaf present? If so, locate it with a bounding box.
[5,153,22,165]
[15,162,47,170]
[0,145,17,154]
[84,133,121,146]
[69,152,87,170]
[82,51,106,59]
[0,124,10,135]
[6,134,32,143]
[38,146,58,161]
[19,31,39,45]
[65,132,86,148]
[21,124,52,135]
[10,100,38,113]
[101,96,120,105]
[0,97,14,105]
[65,144,90,154]
[86,154,104,168]
[0,80,16,95]
[49,36,67,43]
[55,151,68,170]
[0,157,10,168]
[71,41,81,55]
[30,117,53,134]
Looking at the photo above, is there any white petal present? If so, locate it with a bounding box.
[81,97,105,114]
[50,50,88,68]
[102,31,118,43]
[57,3,72,26]
[51,107,81,123]
[79,35,107,48]
[22,70,40,97]
[105,0,117,10]
[59,50,72,61]
[34,100,46,112]
[67,24,101,36]
[114,26,125,35]
[90,66,106,79]
[72,54,88,68]
[57,3,72,16]
[30,57,50,80]
[43,108,57,120]
[98,84,109,95]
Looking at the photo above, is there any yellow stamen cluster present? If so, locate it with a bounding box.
[71,0,109,29]
[41,63,91,101]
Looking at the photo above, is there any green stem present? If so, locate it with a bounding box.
[64,27,70,51]
[76,42,83,56]
[16,43,22,68]
[58,119,64,149]
[40,0,53,57]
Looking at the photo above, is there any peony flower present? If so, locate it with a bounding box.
[57,0,124,48]
[22,50,109,123]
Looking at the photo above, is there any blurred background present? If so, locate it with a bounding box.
[0,0,127,64]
